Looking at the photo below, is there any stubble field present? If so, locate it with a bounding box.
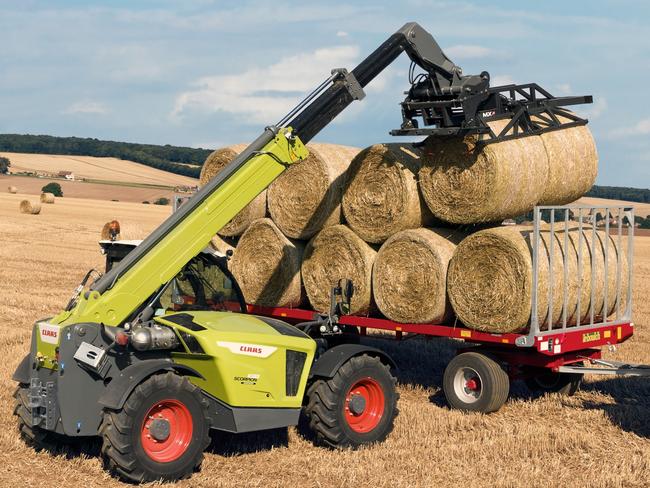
[1,192,650,488]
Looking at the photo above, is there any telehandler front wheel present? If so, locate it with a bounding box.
[305,354,398,448]
[100,372,210,483]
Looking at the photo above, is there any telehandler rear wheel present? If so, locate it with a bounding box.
[100,372,210,483]
[305,354,398,448]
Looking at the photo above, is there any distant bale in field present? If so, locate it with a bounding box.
[19,200,41,215]
[419,120,549,224]
[200,144,266,237]
[536,116,598,205]
[342,144,434,243]
[372,228,462,324]
[447,225,628,333]
[8,186,17,194]
[302,225,376,314]
[230,218,304,307]
[40,192,55,204]
[210,234,237,256]
[267,143,359,239]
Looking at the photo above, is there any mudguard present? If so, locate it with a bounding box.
[98,359,204,410]
[12,354,31,384]
[309,344,397,379]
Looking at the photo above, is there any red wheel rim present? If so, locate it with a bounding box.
[140,399,193,463]
[344,377,385,434]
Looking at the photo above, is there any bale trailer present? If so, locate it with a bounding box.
[248,204,645,413]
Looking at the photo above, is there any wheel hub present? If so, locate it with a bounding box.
[348,394,367,415]
[149,418,171,442]
[140,399,193,463]
[344,377,385,433]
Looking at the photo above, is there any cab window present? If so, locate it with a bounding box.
[158,256,244,313]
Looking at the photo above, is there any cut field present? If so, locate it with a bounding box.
[577,196,650,218]
[1,192,650,488]
[1,152,197,186]
[1,174,181,204]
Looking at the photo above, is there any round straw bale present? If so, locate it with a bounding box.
[302,225,376,314]
[210,234,238,256]
[372,228,463,323]
[267,143,359,239]
[419,120,549,224]
[19,200,41,215]
[101,220,121,240]
[230,218,304,307]
[536,116,598,205]
[40,192,55,204]
[342,144,434,243]
[200,144,266,237]
[8,186,17,194]
[448,224,628,333]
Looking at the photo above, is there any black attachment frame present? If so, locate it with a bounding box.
[391,82,593,144]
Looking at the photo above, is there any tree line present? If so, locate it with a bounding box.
[0,134,212,178]
[586,185,650,203]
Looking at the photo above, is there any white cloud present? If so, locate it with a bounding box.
[336,31,349,38]
[172,45,361,124]
[555,83,572,95]
[63,101,108,115]
[611,117,650,138]
[444,45,494,59]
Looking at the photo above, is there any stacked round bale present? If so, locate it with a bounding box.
[200,144,265,237]
[200,122,606,332]
[447,224,627,333]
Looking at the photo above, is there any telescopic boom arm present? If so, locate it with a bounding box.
[55,22,592,327]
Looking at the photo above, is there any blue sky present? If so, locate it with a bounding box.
[1,0,649,186]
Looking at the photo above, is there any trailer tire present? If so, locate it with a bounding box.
[305,354,398,448]
[525,369,583,396]
[13,384,63,452]
[443,352,510,413]
[100,372,210,483]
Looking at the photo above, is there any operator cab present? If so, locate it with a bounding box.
[99,240,246,315]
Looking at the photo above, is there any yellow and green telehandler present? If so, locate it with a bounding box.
[13,22,592,482]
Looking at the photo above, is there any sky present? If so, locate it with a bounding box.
[1,0,649,187]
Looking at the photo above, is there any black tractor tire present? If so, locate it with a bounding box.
[305,354,398,448]
[525,369,583,396]
[443,352,510,413]
[100,372,210,483]
[13,384,62,452]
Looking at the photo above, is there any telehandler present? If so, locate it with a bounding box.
[13,22,591,482]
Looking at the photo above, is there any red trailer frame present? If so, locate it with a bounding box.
[247,304,633,369]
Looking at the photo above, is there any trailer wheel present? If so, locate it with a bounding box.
[443,352,510,413]
[525,369,583,396]
[13,384,62,451]
[100,372,210,483]
[305,354,398,448]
